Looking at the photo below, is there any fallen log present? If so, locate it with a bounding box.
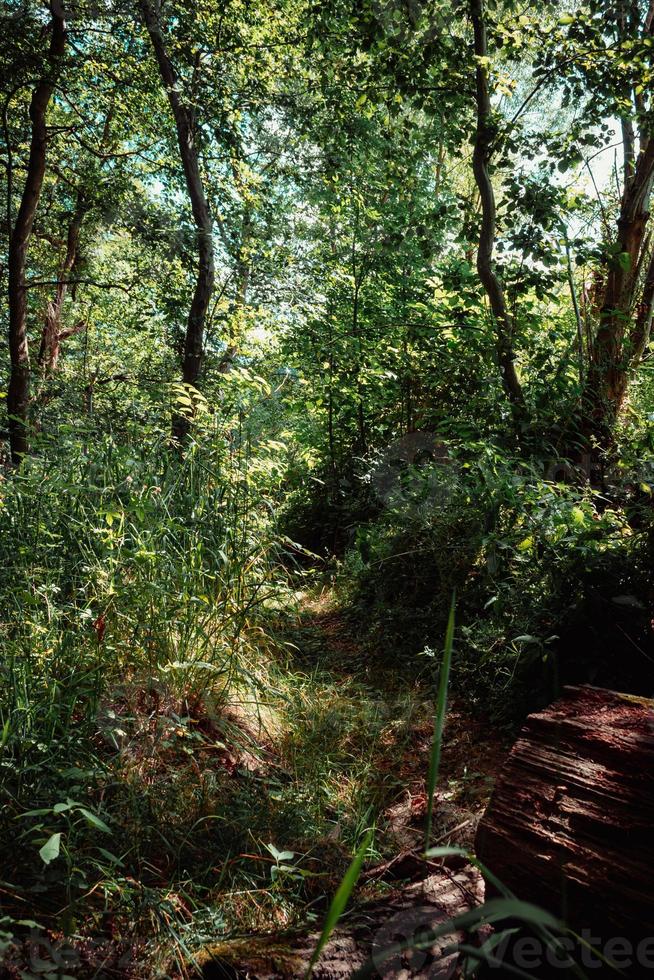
[197,863,484,979]
[476,685,654,958]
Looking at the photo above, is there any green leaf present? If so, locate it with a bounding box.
[266,843,294,863]
[424,845,514,897]
[39,833,61,865]
[78,809,111,833]
[0,718,10,749]
[570,506,585,526]
[53,801,75,814]
[306,829,373,977]
[97,847,125,867]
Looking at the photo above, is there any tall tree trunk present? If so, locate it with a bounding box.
[6,6,66,463]
[582,1,654,449]
[584,140,654,441]
[470,0,527,426]
[37,198,87,373]
[139,0,215,442]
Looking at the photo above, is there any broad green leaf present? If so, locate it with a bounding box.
[266,843,294,862]
[78,809,111,833]
[39,833,61,866]
[53,801,75,814]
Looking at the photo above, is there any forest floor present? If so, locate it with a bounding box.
[286,588,508,853]
[1,588,510,980]
[195,589,510,977]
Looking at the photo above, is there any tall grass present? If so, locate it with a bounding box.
[1,425,284,710]
[425,589,456,850]
[0,415,292,946]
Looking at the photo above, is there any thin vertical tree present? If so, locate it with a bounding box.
[6,3,66,463]
[139,0,215,442]
[469,0,527,426]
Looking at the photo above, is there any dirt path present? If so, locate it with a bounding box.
[289,590,508,854]
[196,591,509,978]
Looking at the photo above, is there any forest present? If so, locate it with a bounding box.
[1,0,654,977]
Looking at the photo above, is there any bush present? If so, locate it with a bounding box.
[339,441,653,721]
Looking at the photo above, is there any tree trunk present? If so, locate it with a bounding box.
[469,0,527,426]
[581,2,654,448]
[6,6,66,463]
[476,685,654,951]
[139,0,215,442]
[584,140,654,443]
[631,245,654,365]
[38,199,86,373]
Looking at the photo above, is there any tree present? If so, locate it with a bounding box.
[36,193,87,375]
[521,0,654,452]
[6,2,66,462]
[470,0,527,427]
[582,1,654,446]
[138,0,215,442]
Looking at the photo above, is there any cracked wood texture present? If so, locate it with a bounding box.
[476,685,654,944]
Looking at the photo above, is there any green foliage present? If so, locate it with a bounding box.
[1,0,654,971]
[0,416,298,962]
[340,440,652,719]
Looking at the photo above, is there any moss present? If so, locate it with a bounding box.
[196,938,307,978]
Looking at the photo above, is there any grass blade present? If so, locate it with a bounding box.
[425,590,456,850]
[306,829,373,978]
[352,897,564,979]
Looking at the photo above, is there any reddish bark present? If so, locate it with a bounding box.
[582,4,654,444]
[476,685,654,946]
[585,139,654,436]
[38,201,87,373]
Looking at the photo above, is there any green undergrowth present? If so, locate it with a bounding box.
[0,431,497,977]
[5,419,650,976]
[330,439,654,721]
[1,603,486,978]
